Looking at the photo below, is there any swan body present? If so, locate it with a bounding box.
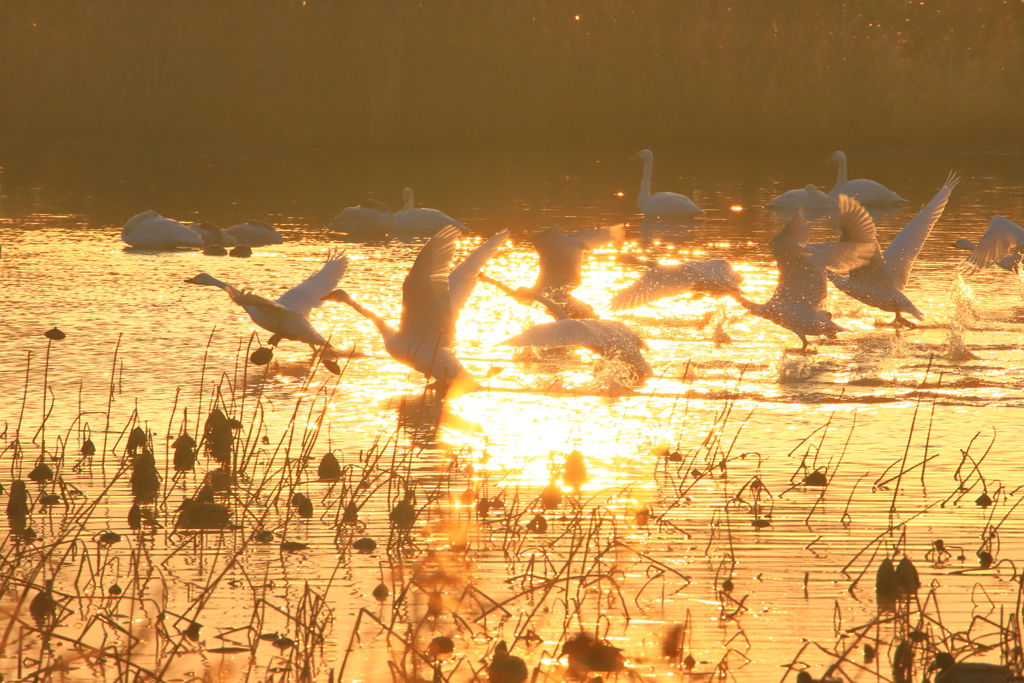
[185,249,348,357]
[188,222,238,247]
[532,223,625,319]
[224,221,284,246]
[634,149,702,216]
[611,254,743,310]
[767,184,837,209]
[953,237,1022,273]
[960,216,1024,272]
[828,151,907,205]
[828,173,959,325]
[393,188,466,233]
[731,200,878,350]
[321,226,506,395]
[121,210,205,249]
[327,199,394,234]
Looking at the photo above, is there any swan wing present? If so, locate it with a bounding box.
[807,195,879,272]
[358,198,393,216]
[563,223,626,250]
[965,216,1024,270]
[769,212,827,309]
[275,249,349,318]
[534,223,623,293]
[448,229,510,322]
[610,260,741,310]
[883,172,959,289]
[399,225,460,345]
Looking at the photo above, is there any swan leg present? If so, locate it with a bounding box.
[267,332,284,347]
[893,311,917,330]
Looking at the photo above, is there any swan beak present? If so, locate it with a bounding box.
[629,153,639,160]
[321,289,349,303]
[184,276,198,284]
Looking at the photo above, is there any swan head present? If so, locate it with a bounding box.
[402,188,414,201]
[632,149,653,162]
[185,273,222,286]
[830,151,847,164]
[321,289,354,305]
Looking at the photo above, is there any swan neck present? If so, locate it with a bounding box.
[530,291,571,321]
[830,154,848,195]
[403,191,414,211]
[639,156,653,201]
[344,297,394,338]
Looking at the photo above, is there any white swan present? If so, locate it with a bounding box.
[953,237,1021,273]
[188,222,239,247]
[531,223,625,319]
[392,188,466,233]
[610,254,743,310]
[483,276,651,385]
[960,215,1024,272]
[828,173,959,326]
[321,227,508,395]
[730,200,878,351]
[828,151,907,205]
[766,184,837,210]
[121,210,205,249]
[327,199,394,234]
[224,221,284,246]
[184,249,348,359]
[633,149,702,216]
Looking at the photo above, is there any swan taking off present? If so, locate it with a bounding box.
[320,227,508,396]
[959,215,1024,273]
[633,149,702,216]
[828,173,959,327]
[730,200,878,351]
[328,199,394,234]
[952,237,1022,274]
[184,249,349,363]
[224,221,284,246]
[531,223,625,319]
[393,188,466,233]
[828,151,907,205]
[121,210,205,249]
[482,275,652,386]
[611,253,743,310]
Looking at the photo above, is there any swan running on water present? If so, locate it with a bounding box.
[393,188,466,233]
[828,173,959,327]
[633,149,702,216]
[730,198,878,351]
[320,227,508,396]
[958,215,1024,273]
[184,249,349,363]
[122,210,205,249]
[611,253,743,310]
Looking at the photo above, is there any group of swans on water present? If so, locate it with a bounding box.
[123,149,1022,395]
[122,211,283,252]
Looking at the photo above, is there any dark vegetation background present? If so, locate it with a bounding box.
[1,1,1021,152]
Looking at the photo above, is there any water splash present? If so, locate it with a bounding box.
[945,270,980,361]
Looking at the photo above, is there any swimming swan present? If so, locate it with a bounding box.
[184,249,348,359]
[828,173,959,326]
[611,253,743,310]
[729,199,878,351]
[531,223,625,319]
[766,184,837,210]
[189,222,238,247]
[320,226,508,395]
[633,149,702,216]
[327,199,394,234]
[484,275,652,385]
[224,221,284,246]
[121,210,205,249]
[393,188,466,233]
[828,151,907,205]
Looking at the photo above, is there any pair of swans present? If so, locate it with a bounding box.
[320,226,508,395]
[122,211,283,249]
[766,151,907,210]
[633,150,702,217]
[185,249,349,366]
[328,188,465,235]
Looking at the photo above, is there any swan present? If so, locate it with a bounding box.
[729,200,877,351]
[531,223,625,319]
[828,173,959,327]
[184,249,348,361]
[188,222,239,247]
[766,184,837,210]
[828,151,907,205]
[320,227,508,395]
[953,237,1021,273]
[392,188,466,233]
[327,199,393,234]
[960,216,1024,272]
[633,149,702,216]
[929,652,1013,683]
[610,253,743,310]
[483,275,652,386]
[224,221,284,246]
[121,210,205,249]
